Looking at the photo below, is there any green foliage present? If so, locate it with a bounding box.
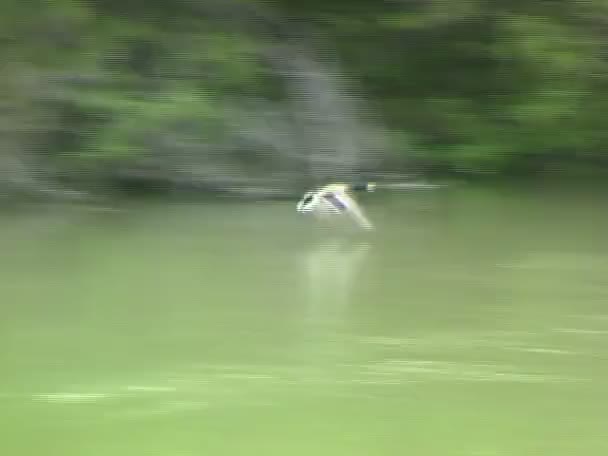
[3,0,608,197]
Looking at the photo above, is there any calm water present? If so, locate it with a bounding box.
[2,183,608,455]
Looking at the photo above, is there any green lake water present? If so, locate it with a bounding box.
[2,182,608,455]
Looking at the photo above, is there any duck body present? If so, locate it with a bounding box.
[296,182,375,230]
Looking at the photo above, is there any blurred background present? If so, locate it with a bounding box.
[2,1,608,455]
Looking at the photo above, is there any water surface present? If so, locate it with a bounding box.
[2,183,608,455]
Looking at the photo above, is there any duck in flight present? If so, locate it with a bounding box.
[296,182,376,230]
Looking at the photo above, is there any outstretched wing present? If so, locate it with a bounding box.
[322,192,348,212]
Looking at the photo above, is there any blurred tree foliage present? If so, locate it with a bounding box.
[2,0,608,198]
